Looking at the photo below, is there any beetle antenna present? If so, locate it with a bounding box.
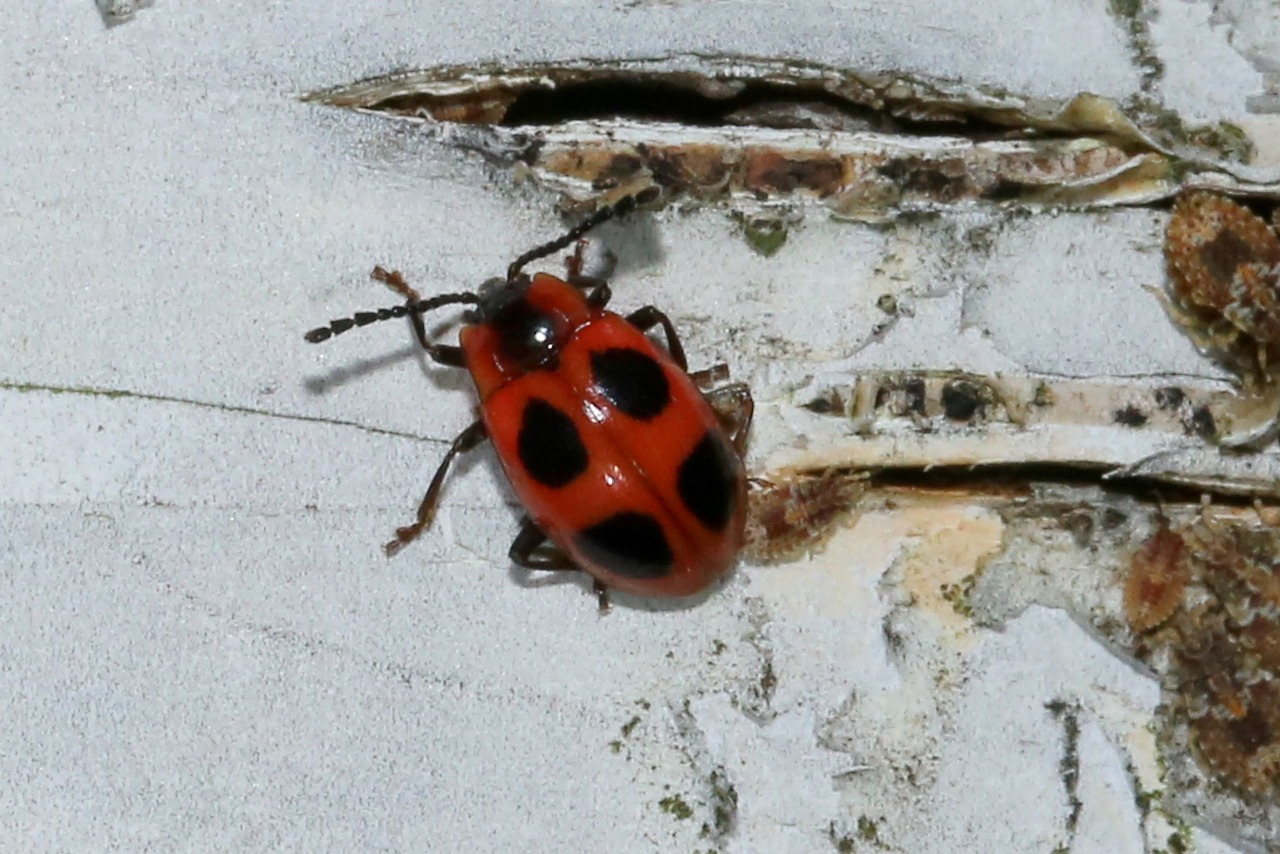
[304,292,481,343]
[506,186,660,282]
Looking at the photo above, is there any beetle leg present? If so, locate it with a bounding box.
[385,420,488,557]
[557,225,614,301]
[582,289,691,372]
[625,306,689,371]
[702,381,754,457]
[564,237,688,373]
[583,280,612,310]
[565,239,587,281]
[509,520,612,613]
[687,363,753,455]
[565,238,618,287]
[371,266,467,368]
[508,518,575,570]
[687,363,731,388]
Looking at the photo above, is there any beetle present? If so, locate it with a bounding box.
[305,192,752,607]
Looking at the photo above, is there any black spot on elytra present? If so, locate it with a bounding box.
[577,512,674,579]
[677,432,737,531]
[518,398,588,488]
[591,347,670,420]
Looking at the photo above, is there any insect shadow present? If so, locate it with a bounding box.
[302,317,475,397]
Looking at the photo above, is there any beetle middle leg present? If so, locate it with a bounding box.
[385,419,488,557]
[509,519,611,612]
[625,305,689,371]
[574,279,692,372]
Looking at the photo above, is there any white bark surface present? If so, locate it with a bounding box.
[5,2,1279,851]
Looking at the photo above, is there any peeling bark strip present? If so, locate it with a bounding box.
[299,63,1280,503]
[303,56,1272,215]
[790,370,1280,498]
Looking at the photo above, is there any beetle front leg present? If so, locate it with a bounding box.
[566,238,618,290]
[371,266,467,368]
[385,419,488,557]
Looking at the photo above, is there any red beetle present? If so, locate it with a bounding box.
[306,193,752,606]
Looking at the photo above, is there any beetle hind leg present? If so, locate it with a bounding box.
[509,519,611,612]
[687,363,754,456]
[703,380,755,457]
[509,518,575,570]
